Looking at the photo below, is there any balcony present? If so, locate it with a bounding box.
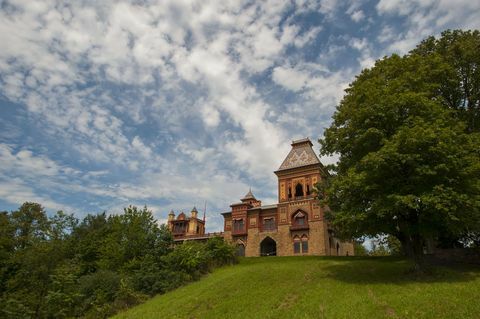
[173,228,187,235]
[231,228,248,236]
[290,224,309,231]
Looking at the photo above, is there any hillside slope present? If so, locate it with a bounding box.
[113,257,480,319]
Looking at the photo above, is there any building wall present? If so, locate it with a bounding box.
[222,139,354,257]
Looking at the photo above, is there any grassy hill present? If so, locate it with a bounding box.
[113,256,480,319]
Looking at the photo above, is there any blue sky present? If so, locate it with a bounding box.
[1,0,479,231]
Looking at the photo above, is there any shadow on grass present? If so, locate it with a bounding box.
[320,256,480,285]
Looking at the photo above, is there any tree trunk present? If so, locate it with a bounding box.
[398,233,426,273]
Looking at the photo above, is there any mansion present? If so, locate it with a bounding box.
[168,138,353,257]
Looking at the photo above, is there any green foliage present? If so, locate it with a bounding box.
[0,202,235,319]
[412,30,480,132]
[319,29,480,269]
[368,236,403,256]
[353,240,368,256]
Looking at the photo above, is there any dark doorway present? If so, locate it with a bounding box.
[260,237,277,256]
[236,244,245,257]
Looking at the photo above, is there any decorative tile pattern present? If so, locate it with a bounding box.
[278,144,320,171]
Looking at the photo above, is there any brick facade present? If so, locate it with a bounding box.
[222,138,354,257]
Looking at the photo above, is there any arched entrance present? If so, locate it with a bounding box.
[260,237,277,256]
[236,243,245,257]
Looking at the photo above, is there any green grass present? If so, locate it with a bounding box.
[113,257,480,319]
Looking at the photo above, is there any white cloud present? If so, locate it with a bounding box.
[272,66,309,92]
[377,0,480,54]
[1,0,479,229]
[350,10,365,22]
[294,26,323,47]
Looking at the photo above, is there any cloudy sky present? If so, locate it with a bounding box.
[1,0,479,231]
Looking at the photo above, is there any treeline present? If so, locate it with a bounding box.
[0,202,236,318]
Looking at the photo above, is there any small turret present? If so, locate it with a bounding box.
[168,210,175,221]
[241,188,256,201]
[191,206,198,219]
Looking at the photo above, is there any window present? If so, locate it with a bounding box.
[301,235,308,253]
[297,215,305,225]
[294,235,308,254]
[233,219,244,232]
[173,222,187,233]
[301,241,308,253]
[263,218,276,231]
[293,211,307,226]
[295,183,304,197]
[293,236,301,254]
[306,184,310,195]
[288,187,292,198]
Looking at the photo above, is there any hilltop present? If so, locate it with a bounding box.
[113,256,480,319]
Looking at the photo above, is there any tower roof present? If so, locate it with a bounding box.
[191,206,198,213]
[277,137,321,171]
[241,188,256,201]
[177,212,186,220]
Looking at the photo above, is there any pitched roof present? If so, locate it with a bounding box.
[241,188,256,201]
[277,138,321,171]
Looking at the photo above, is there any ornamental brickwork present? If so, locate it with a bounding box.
[222,138,354,257]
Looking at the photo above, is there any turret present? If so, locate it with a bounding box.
[241,188,261,207]
[191,206,198,219]
[167,210,175,231]
[168,210,175,221]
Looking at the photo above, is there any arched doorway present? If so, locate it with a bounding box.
[236,243,245,257]
[260,237,276,256]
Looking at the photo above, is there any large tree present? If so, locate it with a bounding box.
[319,30,480,270]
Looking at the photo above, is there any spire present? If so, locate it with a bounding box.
[203,201,206,222]
[241,188,256,201]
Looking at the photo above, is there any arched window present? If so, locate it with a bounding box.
[293,211,307,226]
[306,184,310,195]
[301,235,308,253]
[293,235,308,254]
[293,236,301,254]
[288,187,292,198]
[295,183,304,197]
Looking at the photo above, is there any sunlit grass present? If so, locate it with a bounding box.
[113,256,480,319]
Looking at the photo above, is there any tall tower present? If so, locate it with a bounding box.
[275,138,323,203]
[274,138,327,255]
